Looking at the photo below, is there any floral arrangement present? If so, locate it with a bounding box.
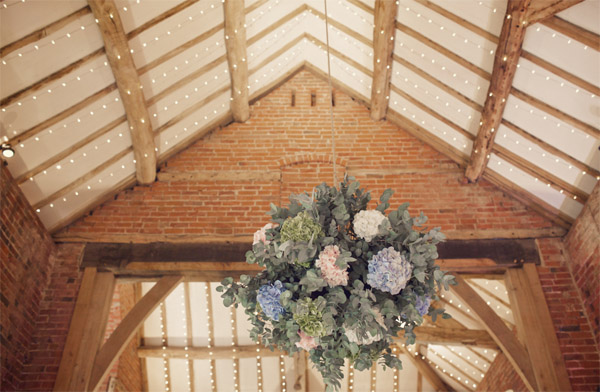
[218,178,455,390]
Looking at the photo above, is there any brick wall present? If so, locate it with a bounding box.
[0,164,56,391]
[564,183,599,349]
[476,352,527,392]
[59,71,554,239]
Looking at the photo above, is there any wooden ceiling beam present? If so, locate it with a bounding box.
[224,0,250,122]
[248,33,306,75]
[427,348,478,391]
[526,0,584,25]
[465,0,530,183]
[88,0,157,185]
[451,274,538,391]
[370,0,398,121]
[303,34,372,77]
[138,345,286,360]
[406,326,498,348]
[399,345,455,392]
[542,16,600,51]
[307,6,372,48]
[126,0,199,40]
[0,6,91,57]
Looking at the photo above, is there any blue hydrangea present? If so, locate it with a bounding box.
[367,247,412,295]
[415,294,431,316]
[257,280,287,321]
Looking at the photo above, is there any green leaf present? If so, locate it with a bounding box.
[380,188,394,203]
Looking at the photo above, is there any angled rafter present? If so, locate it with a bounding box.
[542,16,600,51]
[224,0,250,122]
[451,274,537,391]
[126,0,199,39]
[427,348,478,391]
[465,0,530,183]
[370,0,398,120]
[399,345,455,392]
[526,0,584,24]
[88,0,157,184]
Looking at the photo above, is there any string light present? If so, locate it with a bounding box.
[205,283,217,391]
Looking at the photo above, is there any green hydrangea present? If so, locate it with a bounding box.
[293,297,326,337]
[280,211,324,243]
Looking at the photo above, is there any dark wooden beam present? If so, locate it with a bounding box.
[465,0,530,183]
[370,0,398,120]
[526,0,584,25]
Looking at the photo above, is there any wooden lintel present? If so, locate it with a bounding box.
[88,0,157,185]
[407,326,498,348]
[370,0,398,121]
[505,264,572,391]
[526,0,584,25]
[451,274,538,391]
[88,275,183,391]
[137,344,285,360]
[465,0,530,183]
[224,0,250,122]
[399,345,454,392]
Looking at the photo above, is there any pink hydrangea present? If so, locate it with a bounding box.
[295,330,318,351]
[253,223,275,245]
[315,245,348,287]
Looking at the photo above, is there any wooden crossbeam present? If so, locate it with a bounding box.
[137,344,285,359]
[505,264,572,391]
[542,16,600,51]
[399,345,454,392]
[88,0,157,185]
[451,274,537,391]
[526,0,584,25]
[370,0,398,120]
[88,275,183,391]
[224,0,250,122]
[465,0,530,183]
[406,326,497,348]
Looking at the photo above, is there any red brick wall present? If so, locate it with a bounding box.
[20,243,85,391]
[116,284,144,392]
[59,70,553,239]
[476,353,527,392]
[0,164,56,391]
[564,183,599,349]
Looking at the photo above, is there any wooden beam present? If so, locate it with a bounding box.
[465,0,530,183]
[303,34,372,77]
[126,0,199,39]
[307,6,372,48]
[137,344,285,360]
[526,0,583,24]
[542,16,600,52]
[370,0,398,120]
[399,345,454,392]
[88,0,157,184]
[0,6,91,57]
[88,275,183,391]
[427,348,477,391]
[54,268,115,391]
[505,264,572,391]
[408,326,497,348]
[292,352,308,392]
[450,274,537,391]
[224,0,250,122]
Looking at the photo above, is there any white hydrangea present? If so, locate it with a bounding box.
[353,210,388,242]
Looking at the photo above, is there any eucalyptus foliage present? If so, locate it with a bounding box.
[217,178,456,390]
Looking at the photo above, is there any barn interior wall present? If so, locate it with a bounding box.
[1,70,598,391]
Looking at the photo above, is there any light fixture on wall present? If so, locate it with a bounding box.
[1,143,15,158]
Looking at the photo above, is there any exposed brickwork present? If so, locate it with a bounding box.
[0,164,56,391]
[20,243,85,391]
[476,352,527,392]
[59,71,553,238]
[564,183,600,349]
[116,284,143,392]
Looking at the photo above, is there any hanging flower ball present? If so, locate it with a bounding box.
[353,209,388,242]
[253,223,276,245]
[315,245,348,287]
[295,330,318,351]
[367,247,413,295]
[415,294,432,316]
[257,280,287,321]
[280,211,324,243]
[344,307,386,345]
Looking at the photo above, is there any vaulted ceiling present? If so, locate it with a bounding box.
[1,0,598,234]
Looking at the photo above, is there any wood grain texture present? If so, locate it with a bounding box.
[465,0,530,183]
[409,326,497,348]
[527,0,584,24]
[370,0,398,120]
[224,0,250,122]
[88,0,156,184]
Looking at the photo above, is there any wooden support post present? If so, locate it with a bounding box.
[370,0,398,120]
[54,268,115,391]
[293,351,308,392]
[450,275,537,391]
[224,0,250,122]
[88,275,183,391]
[88,0,157,184]
[399,345,454,392]
[505,264,572,391]
[464,0,529,182]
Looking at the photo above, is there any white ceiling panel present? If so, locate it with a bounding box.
[117,0,188,35]
[557,0,600,36]
[427,0,506,37]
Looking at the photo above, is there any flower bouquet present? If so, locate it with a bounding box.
[217,178,455,390]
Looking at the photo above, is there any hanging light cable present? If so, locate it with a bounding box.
[323,0,337,185]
